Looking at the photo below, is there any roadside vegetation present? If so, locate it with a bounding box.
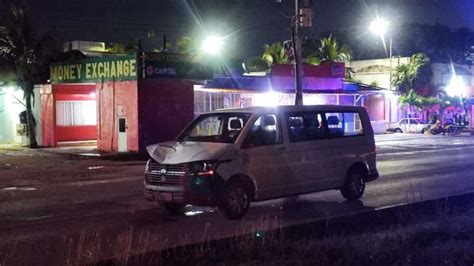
[124,198,474,265]
[2,196,473,265]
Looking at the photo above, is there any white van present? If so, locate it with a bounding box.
[144,105,378,219]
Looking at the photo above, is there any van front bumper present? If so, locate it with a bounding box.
[366,169,379,182]
[143,174,220,207]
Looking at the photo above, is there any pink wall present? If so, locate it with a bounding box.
[96,80,138,152]
[138,79,195,151]
[364,95,385,121]
[471,106,474,129]
[41,92,55,147]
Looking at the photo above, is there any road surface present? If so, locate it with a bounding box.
[1,134,474,265]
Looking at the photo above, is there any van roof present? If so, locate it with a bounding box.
[206,105,366,114]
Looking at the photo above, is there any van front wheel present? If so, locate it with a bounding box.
[340,168,366,200]
[219,181,251,220]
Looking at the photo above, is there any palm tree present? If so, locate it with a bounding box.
[399,89,437,123]
[0,1,59,147]
[392,53,436,121]
[317,35,352,63]
[241,42,290,74]
[391,53,430,94]
[246,37,352,74]
[303,35,352,65]
[434,87,464,123]
[242,57,269,73]
[261,42,290,67]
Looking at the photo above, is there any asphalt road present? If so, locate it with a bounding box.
[1,134,474,265]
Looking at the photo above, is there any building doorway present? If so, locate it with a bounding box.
[118,117,127,152]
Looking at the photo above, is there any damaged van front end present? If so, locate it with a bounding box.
[144,141,238,208]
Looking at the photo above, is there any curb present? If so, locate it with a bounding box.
[459,131,473,136]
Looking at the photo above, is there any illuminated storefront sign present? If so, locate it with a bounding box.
[144,52,212,80]
[50,55,137,83]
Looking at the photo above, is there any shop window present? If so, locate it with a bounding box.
[193,91,241,114]
[56,101,97,126]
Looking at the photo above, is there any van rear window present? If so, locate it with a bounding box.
[324,112,364,137]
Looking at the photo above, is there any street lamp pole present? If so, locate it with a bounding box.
[369,17,392,89]
[389,36,392,90]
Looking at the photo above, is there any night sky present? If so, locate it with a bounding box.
[23,0,474,59]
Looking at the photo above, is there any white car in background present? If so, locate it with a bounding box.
[388,118,430,133]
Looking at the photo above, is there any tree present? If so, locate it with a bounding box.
[0,0,60,148]
[391,53,431,94]
[176,36,198,54]
[399,89,437,122]
[242,57,268,73]
[392,53,436,121]
[241,42,289,74]
[303,35,352,65]
[244,36,353,74]
[317,35,352,63]
[261,42,290,67]
[434,88,464,123]
[105,42,137,54]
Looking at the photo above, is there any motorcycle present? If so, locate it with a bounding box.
[444,123,464,136]
[427,123,464,136]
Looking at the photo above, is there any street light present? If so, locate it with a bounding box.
[370,17,394,123]
[369,17,393,90]
[369,17,389,37]
[201,35,224,56]
[446,75,467,97]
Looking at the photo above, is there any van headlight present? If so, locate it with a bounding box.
[189,161,217,176]
[145,159,151,174]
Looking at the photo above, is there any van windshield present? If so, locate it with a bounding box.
[178,113,252,143]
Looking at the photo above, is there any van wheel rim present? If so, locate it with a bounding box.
[350,173,364,194]
[228,187,248,215]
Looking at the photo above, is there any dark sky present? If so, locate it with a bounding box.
[24,0,474,59]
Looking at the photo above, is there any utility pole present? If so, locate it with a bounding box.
[293,0,303,106]
[292,0,312,106]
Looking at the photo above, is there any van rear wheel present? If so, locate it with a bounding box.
[219,181,251,220]
[340,168,366,200]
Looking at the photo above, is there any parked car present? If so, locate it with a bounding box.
[144,105,379,219]
[387,118,430,133]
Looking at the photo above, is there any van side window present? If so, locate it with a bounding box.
[243,114,281,147]
[286,112,326,142]
[324,112,364,137]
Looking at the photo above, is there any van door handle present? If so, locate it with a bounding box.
[277,147,286,151]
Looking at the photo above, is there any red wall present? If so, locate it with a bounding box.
[97,80,138,152]
[138,79,195,152]
[56,126,96,141]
